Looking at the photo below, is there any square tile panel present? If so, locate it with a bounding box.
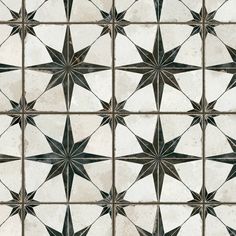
[0,0,236,236]
[115,115,202,203]
[25,115,112,202]
[25,24,112,112]
[115,24,202,112]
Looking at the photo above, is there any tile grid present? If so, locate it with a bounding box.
[0,1,235,235]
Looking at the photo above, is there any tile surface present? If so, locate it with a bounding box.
[0,0,236,235]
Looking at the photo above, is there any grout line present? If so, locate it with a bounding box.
[112,1,116,235]
[0,200,235,205]
[2,21,236,25]
[21,0,25,235]
[2,201,236,205]
[0,111,236,115]
[202,0,206,235]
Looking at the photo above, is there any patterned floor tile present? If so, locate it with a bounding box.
[0,115,22,202]
[115,0,202,23]
[115,24,202,112]
[25,115,112,202]
[116,205,202,236]
[24,204,112,236]
[206,25,236,112]
[205,205,236,236]
[115,115,202,202]
[0,0,236,235]
[25,24,111,112]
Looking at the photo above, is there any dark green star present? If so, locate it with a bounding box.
[8,96,37,129]
[99,98,128,128]
[97,187,129,218]
[118,116,200,200]
[98,7,130,37]
[8,8,38,39]
[27,26,109,110]
[188,187,220,219]
[118,26,200,109]
[188,6,219,38]
[8,188,39,220]
[27,116,110,200]
[188,96,219,129]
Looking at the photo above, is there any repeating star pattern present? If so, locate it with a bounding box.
[0,0,236,235]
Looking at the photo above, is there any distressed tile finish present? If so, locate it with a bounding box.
[0,0,235,235]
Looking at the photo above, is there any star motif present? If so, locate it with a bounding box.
[46,206,92,236]
[118,116,200,200]
[188,187,220,219]
[0,64,20,74]
[0,154,20,163]
[134,206,182,236]
[153,0,164,22]
[99,98,128,128]
[207,45,236,93]
[8,96,37,129]
[8,8,38,39]
[208,135,236,183]
[7,188,39,220]
[188,96,219,128]
[26,116,110,200]
[98,7,130,37]
[188,6,219,38]
[63,0,73,20]
[117,26,200,110]
[98,187,129,218]
[27,26,109,110]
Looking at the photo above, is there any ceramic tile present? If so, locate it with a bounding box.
[25,0,112,22]
[25,24,111,112]
[206,115,236,203]
[0,115,22,202]
[115,115,202,202]
[115,0,202,23]
[205,205,236,236]
[0,0,235,235]
[116,205,202,236]
[25,115,112,202]
[25,204,112,236]
[206,25,236,112]
[115,24,202,112]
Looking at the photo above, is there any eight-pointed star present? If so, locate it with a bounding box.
[118,26,200,110]
[188,6,219,38]
[118,116,200,200]
[8,188,39,220]
[27,26,109,110]
[97,186,129,218]
[99,98,128,129]
[26,116,110,200]
[8,96,37,129]
[188,96,219,129]
[8,8,38,39]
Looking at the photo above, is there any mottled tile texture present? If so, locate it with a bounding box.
[0,0,236,235]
